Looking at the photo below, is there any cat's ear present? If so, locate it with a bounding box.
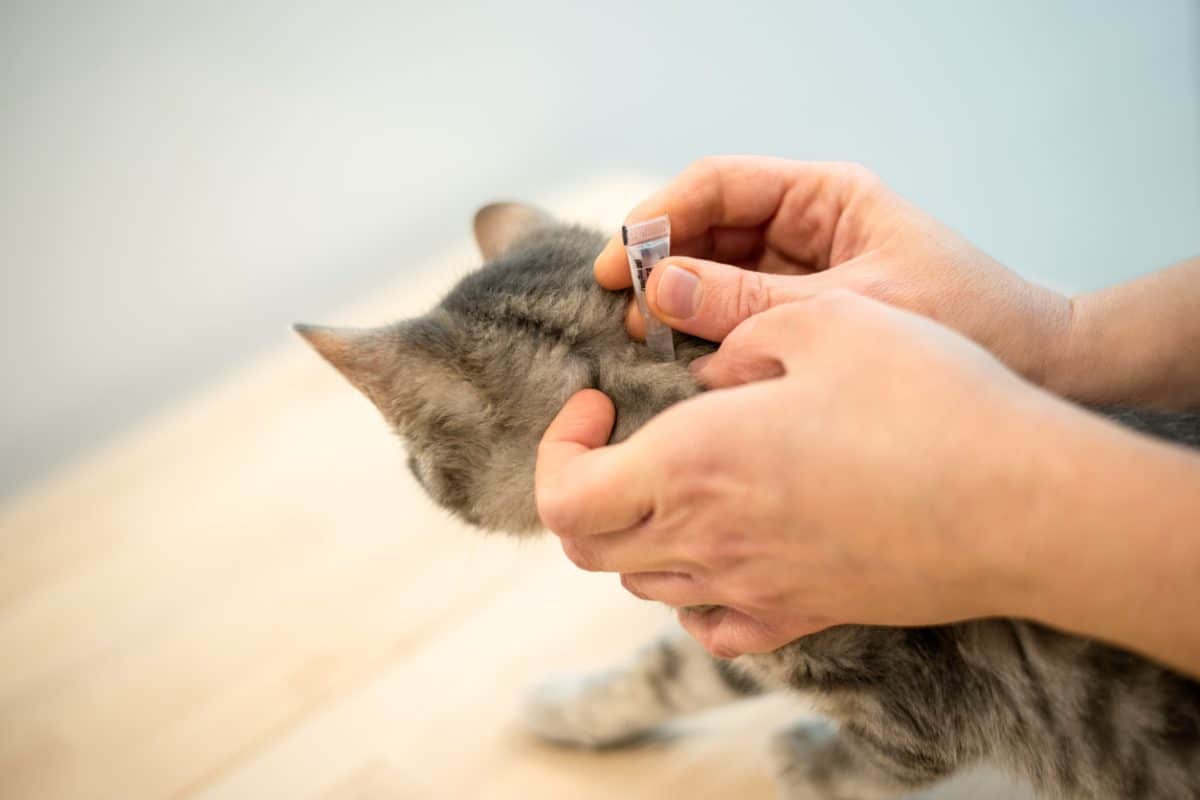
[473,202,554,261]
[294,324,400,409]
[294,319,481,423]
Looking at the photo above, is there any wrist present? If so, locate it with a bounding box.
[981,394,1097,618]
[1012,282,1077,395]
[1039,290,1104,405]
[980,394,1200,673]
[1038,259,1200,409]
[958,388,1079,619]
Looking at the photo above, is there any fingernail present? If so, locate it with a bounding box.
[656,265,701,319]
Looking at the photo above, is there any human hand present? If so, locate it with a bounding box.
[536,292,1066,658]
[596,156,1073,388]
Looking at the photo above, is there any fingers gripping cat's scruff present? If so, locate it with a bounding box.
[538,292,1061,659]
[591,156,1078,394]
[598,156,1200,409]
[297,175,1200,797]
[538,155,1200,674]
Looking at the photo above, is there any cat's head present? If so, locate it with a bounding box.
[296,202,606,534]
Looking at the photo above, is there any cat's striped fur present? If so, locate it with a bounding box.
[299,205,1200,799]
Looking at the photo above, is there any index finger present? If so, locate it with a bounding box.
[595,156,790,289]
[594,157,859,289]
[535,389,655,537]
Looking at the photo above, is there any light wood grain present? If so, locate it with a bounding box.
[0,175,1027,800]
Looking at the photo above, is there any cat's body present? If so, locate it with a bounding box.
[524,617,1200,799]
[299,205,1200,799]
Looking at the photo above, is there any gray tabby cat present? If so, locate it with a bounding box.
[298,203,1200,799]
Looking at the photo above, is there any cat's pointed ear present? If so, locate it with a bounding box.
[294,323,399,408]
[295,319,481,425]
[473,202,554,261]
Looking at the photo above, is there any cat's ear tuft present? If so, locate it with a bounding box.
[294,323,397,405]
[473,202,554,261]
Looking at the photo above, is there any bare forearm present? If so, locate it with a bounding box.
[1048,258,1200,409]
[991,399,1200,677]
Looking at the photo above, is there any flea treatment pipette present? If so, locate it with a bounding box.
[622,215,676,361]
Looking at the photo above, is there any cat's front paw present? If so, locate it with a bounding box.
[521,671,661,749]
[768,720,841,800]
[768,720,836,769]
[768,720,922,800]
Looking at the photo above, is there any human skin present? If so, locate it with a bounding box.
[534,157,1200,675]
[596,157,1200,410]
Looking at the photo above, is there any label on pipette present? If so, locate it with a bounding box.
[622,215,676,361]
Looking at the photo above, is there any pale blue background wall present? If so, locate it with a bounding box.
[2,1,1198,497]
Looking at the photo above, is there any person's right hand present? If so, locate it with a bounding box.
[595,156,1074,388]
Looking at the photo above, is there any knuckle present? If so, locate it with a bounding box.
[561,539,602,572]
[836,161,883,191]
[710,642,739,660]
[698,530,748,569]
[694,538,726,569]
[732,270,770,321]
[672,159,718,198]
[620,573,649,600]
[688,155,724,178]
[682,157,726,211]
[536,486,576,535]
[686,621,736,660]
[743,583,785,615]
[658,445,714,496]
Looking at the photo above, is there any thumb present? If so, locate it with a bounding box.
[645,257,839,342]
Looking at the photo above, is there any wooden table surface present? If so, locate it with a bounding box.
[0,177,1027,799]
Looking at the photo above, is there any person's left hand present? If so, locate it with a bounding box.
[535,291,1062,658]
